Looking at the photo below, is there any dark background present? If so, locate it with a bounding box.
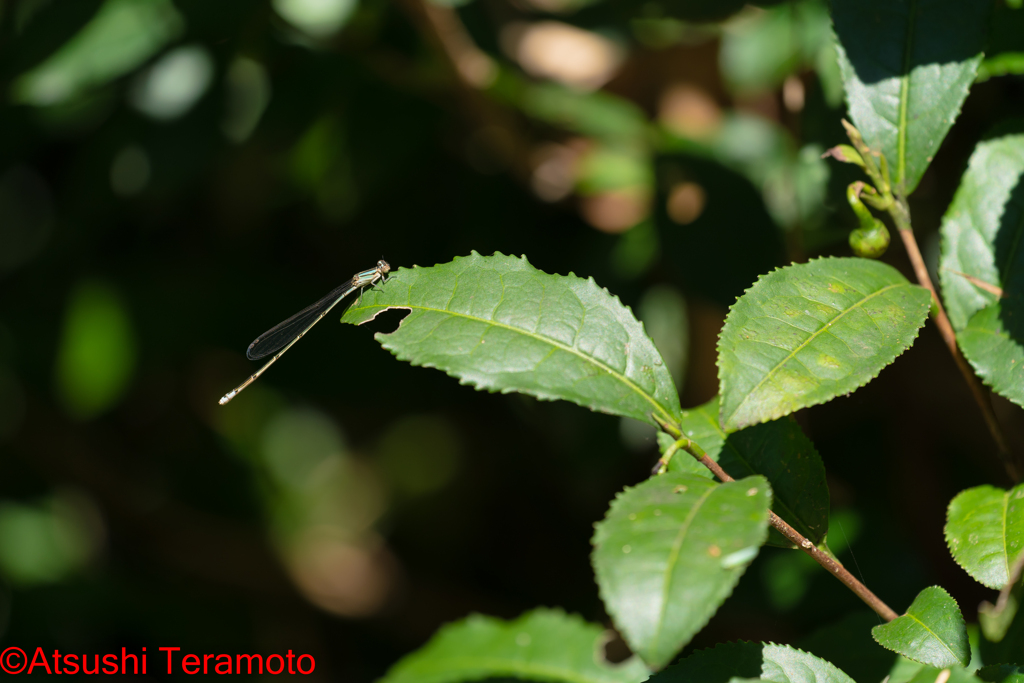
[1,0,1023,679]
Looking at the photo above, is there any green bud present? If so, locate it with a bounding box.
[822,144,864,168]
[849,219,890,258]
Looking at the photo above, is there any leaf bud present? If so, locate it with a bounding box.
[849,220,890,258]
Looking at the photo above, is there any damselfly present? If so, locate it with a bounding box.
[219,259,391,405]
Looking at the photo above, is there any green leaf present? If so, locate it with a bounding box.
[717,258,931,431]
[379,608,650,683]
[937,130,1024,408]
[872,586,970,669]
[958,305,1024,409]
[938,131,1024,331]
[592,473,771,669]
[979,665,1024,683]
[644,641,856,683]
[667,396,828,548]
[342,253,682,427]
[945,483,1024,590]
[831,0,990,194]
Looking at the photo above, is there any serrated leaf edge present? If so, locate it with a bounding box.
[871,586,968,668]
[350,251,680,426]
[958,311,1024,410]
[944,484,1022,590]
[717,256,929,431]
[591,475,770,667]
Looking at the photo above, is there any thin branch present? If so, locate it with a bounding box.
[893,209,1019,481]
[983,551,1024,616]
[840,120,1020,482]
[656,436,899,622]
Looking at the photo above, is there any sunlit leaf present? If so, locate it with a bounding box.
[592,472,770,669]
[945,483,1024,590]
[872,586,970,669]
[938,131,1024,408]
[343,253,682,428]
[12,0,183,106]
[717,258,931,431]
[831,0,990,194]
[938,131,1024,331]
[379,608,650,683]
[667,396,828,547]
[645,641,856,683]
[55,280,137,420]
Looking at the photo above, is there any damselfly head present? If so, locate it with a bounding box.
[377,259,391,275]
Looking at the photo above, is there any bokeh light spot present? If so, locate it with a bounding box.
[13,0,183,106]
[55,280,137,420]
[273,0,356,39]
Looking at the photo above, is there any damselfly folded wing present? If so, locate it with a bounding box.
[246,279,357,360]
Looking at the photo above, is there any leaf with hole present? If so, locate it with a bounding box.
[378,608,650,683]
[945,483,1024,590]
[717,257,931,431]
[871,586,970,669]
[592,472,770,670]
[343,253,681,427]
[667,396,828,548]
[645,641,856,683]
[831,0,990,194]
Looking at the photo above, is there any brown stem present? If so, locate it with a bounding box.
[892,204,1020,482]
[693,451,899,622]
[989,552,1024,615]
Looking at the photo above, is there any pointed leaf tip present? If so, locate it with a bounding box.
[717,258,930,431]
[871,586,969,669]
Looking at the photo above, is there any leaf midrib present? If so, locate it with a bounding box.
[904,611,960,662]
[897,0,920,188]
[724,283,904,425]
[364,302,676,424]
[651,484,717,655]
